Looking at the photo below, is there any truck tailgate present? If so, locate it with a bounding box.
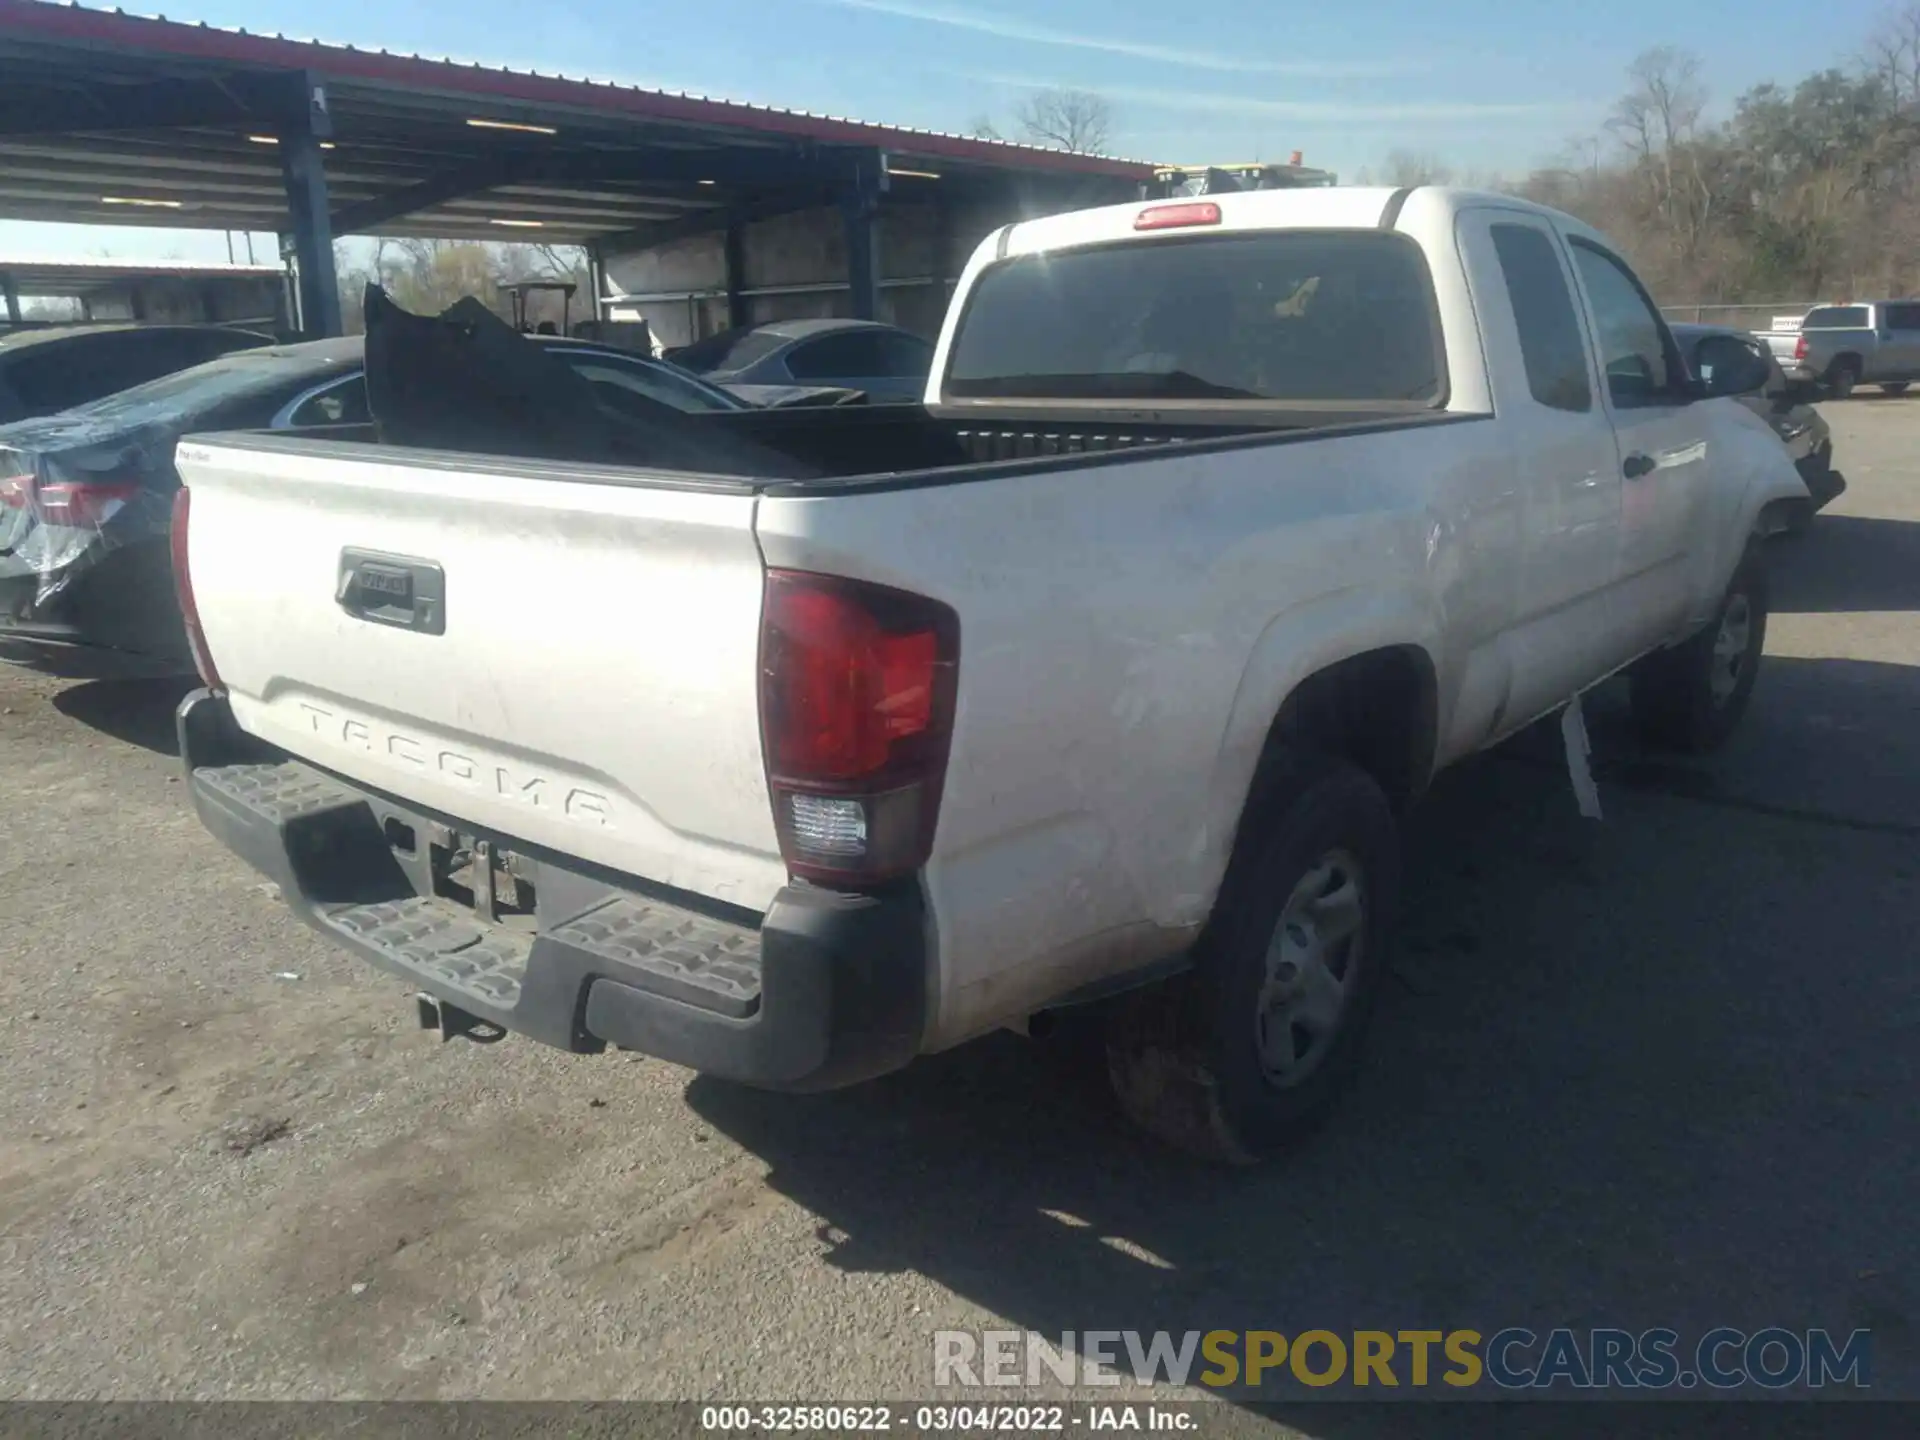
[174,437,786,912]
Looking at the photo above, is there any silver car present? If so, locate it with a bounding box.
[1761,300,1920,398]
[669,319,935,404]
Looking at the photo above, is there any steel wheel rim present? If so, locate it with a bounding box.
[1255,848,1366,1088]
[1710,592,1752,705]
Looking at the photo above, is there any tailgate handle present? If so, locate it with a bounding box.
[336,548,446,635]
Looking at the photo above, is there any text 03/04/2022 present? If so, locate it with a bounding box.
[700,1406,1194,1432]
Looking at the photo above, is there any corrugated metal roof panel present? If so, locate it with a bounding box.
[0,0,1158,176]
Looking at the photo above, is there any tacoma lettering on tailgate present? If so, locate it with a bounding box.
[295,702,611,825]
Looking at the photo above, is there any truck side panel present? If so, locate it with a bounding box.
[754,416,1520,1049]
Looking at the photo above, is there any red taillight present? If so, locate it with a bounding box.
[0,471,139,526]
[759,569,959,884]
[169,488,223,692]
[1135,201,1222,232]
[1793,333,1809,361]
[34,479,142,527]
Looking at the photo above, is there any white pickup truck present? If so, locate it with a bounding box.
[172,187,1806,1161]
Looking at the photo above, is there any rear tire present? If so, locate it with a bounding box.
[1827,361,1860,400]
[1106,754,1398,1163]
[1881,382,1910,396]
[1630,548,1768,754]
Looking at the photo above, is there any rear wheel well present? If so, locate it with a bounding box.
[1244,647,1437,825]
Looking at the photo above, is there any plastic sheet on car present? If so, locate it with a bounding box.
[0,408,177,610]
[361,286,819,481]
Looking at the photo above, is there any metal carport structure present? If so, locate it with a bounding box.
[0,255,284,328]
[0,0,1154,337]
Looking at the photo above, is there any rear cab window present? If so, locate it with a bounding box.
[1489,222,1592,413]
[1803,306,1871,329]
[942,230,1447,408]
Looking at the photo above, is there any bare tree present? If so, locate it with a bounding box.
[1864,2,1920,104]
[1382,149,1455,186]
[967,115,1004,142]
[531,243,583,278]
[1016,89,1113,154]
[1609,46,1708,162]
[1606,47,1717,263]
[335,238,589,334]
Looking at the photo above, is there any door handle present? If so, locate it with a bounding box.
[1622,453,1655,479]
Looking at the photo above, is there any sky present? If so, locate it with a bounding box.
[0,0,1901,262]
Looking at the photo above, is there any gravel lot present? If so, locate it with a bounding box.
[2,401,1916,1413]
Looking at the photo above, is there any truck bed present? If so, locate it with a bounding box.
[229,400,1469,497]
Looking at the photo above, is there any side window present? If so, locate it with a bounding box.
[871,332,934,379]
[1883,302,1920,331]
[1569,242,1678,408]
[1489,223,1592,413]
[566,356,726,413]
[786,331,883,381]
[285,377,371,427]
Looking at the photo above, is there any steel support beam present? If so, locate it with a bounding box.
[596,187,828,254]
[723,220,749,331]
[0,70,316,137]
[329,161,508,237]
[279,77,342,338]
[1,272,19,325]
[841,150,889,322]
[330,148,841,237]
[931,195,953,294]
[585,241,607,327]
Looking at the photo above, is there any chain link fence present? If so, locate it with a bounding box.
[1660,302,1820,334]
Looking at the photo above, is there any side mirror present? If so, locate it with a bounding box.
[1691,334,1772,399]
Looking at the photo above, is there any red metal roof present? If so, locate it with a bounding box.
[0,0,1155,179]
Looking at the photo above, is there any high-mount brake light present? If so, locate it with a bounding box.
[1134,202,1222,232]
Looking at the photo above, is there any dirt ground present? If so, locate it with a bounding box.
[1,400,1916,1414]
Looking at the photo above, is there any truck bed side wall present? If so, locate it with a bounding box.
[754,415,1519,1049]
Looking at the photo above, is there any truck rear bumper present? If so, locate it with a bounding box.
[178,689,928,1091]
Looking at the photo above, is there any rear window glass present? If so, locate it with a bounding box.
[1802,307,1870,329]
[944,231,1445,404]
[672,329,787,374]
[59,348,351,427]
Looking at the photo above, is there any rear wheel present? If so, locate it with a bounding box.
[1881,382,1910,396]
[1630,549,1768,753]
[1827,360,1861,399]
[1106,754,1397,1163]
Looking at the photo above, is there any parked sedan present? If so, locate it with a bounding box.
[0,323,271,424]
[0,334,746,677]
[1674,322,1842,532]
[670,318,935,403]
